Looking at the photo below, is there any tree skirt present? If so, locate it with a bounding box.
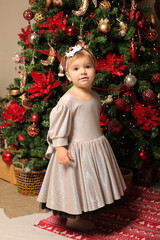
[34,187,160,240]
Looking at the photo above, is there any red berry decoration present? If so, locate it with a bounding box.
[23,9,34,21]
[65,25,77,37]
[114,98,126,111]
[31,113,39,123]
[108,120,122,134]
[151,72,160,84]
[142,89,155,103]
[138,150,148,161]
[2,150,13,164]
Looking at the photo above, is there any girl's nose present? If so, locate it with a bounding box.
[80,67,87,74]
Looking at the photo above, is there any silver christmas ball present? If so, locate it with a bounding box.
[124,73,137,87]
[30,32,39,44]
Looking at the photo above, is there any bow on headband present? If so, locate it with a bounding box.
[66,45,82,58]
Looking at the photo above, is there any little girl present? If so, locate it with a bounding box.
[37,45,126,231]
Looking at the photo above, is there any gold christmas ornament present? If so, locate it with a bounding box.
[20,93,32,110]
[72,0,89,16]
[99,0,111,10]
[9,87,21,97]
[58,63,64,77]
[41,44,56,66]
[20,65,27,93]
[72,0,97,16]
[45,0,52,8]
[118,21,128,38]
[98,18,111,34]
[150,14,156,25]
[34,12,45,22]
[27,123,40,137]
[157,92,160,101]
[30,52,37,65]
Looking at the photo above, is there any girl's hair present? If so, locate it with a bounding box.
[61,46,97,72]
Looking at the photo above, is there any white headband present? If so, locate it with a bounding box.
[65,45,82,71]
[66,45,82,58]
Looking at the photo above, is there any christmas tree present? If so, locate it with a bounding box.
[1,0,160,182]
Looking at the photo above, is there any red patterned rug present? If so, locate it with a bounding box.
[34,187,160,239]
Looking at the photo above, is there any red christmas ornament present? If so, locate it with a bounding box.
[147,28,158,41]
[114,98,126,111]
[27,123,40,137]
[121,8,127,16]
[30,113,39,123]
[2,150,13,164]
[142,89,155,103]
[151,72,160,84]
[23,9,34,21]
[108,120,122,134]
[65,25,77,37]
[138,150,148,161]
[18,134,25,141]
[124,105,131,112]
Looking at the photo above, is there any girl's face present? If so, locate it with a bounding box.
[66,55,96,90]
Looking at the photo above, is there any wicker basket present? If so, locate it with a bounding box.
[120,168,133,195]
[13,163,46,196]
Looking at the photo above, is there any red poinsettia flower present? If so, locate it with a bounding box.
[18,25,34,46]
[132,103,160,131]
[38,11,67,37]
[100,107,109,132]
[0,101,26,129]
[97,52,128,77]
[27,69,61,101]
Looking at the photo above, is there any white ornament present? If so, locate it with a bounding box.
[102,95,113,105]
[124,73,137,87]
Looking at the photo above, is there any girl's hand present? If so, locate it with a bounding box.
[55,146,73,166]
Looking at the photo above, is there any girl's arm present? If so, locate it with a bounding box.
[55,146,74,166]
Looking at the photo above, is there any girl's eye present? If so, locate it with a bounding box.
[86,65,91,68]
[73,67,78,71]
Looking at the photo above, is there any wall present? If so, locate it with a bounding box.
[0,0,29,98]
[0,0,159,98]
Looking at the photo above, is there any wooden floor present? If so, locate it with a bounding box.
[0,179,47,218]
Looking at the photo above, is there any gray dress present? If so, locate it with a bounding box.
[37,91,126,216]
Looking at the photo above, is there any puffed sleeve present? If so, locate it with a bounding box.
[46,104,72,158]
